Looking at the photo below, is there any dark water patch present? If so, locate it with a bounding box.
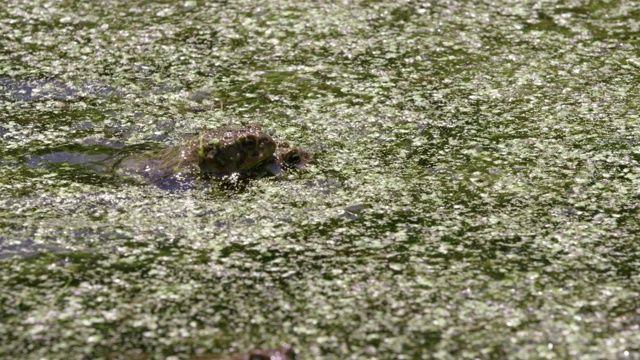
[0,233,72,261]
[0,78,124,102]
[27,151,110,168]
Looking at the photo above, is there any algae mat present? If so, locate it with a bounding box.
[1,0,640,359]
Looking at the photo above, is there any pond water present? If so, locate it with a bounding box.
[1,1,640,359]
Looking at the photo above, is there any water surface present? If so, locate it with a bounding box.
[1,1,640,359]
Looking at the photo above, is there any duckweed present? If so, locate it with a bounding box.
[1,1,640,359]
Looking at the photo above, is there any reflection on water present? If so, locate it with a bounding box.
[27,151,109,168]
[0,78,123,102]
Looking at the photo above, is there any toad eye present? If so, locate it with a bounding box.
[285,349,297,360]
[287,152,301,164]
[248,355,269,360]
[206,149,218,159]
[241,136,257,149]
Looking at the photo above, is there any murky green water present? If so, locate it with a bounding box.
[2,1,640,359]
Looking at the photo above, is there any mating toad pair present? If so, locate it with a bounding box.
[115,125,314,188]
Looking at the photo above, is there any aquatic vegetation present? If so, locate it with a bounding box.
[1,0,640,359]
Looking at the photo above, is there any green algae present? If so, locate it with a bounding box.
[2,0,640,359]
